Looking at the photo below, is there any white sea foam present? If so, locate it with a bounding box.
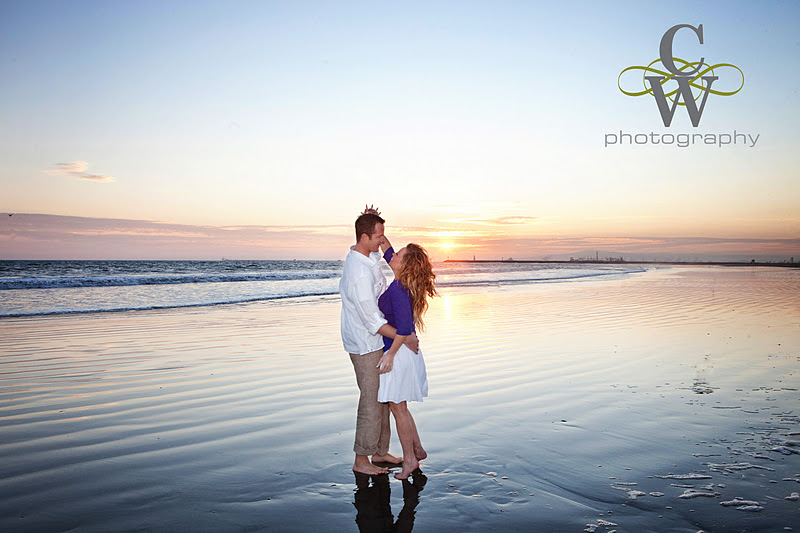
[720,498,761,507]
[772,446,798,455]
[655,473,713,480]
[705,462,776,473]
[584,519,618,532]
[679,487,720,499]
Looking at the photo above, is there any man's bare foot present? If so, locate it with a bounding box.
[414,443,427,461]
[371,452,403,465]
[394,458,420,480]
[353,456,388,475]
[353,462,388,475]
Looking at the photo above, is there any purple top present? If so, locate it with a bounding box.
[379,247,414,353]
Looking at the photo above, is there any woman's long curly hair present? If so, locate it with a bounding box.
[396,243,438,331]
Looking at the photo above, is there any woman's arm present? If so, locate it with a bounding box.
[380,236,393,255]
[377,282,415,375]
[377,324,419,353]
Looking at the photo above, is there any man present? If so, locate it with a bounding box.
[340,208,418,475]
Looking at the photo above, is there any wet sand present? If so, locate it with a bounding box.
[1,266,798,532]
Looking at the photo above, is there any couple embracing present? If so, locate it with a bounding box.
[339,206,437,479]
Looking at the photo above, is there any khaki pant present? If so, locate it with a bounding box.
[350,349,391,456]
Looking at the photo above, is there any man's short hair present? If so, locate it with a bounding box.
[355,213,385,242]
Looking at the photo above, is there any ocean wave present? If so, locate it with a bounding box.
[437,268,646,286]
[0,270,342,290]
[0,291,344,318]
[0,265,643,291]
[0,268,646,318]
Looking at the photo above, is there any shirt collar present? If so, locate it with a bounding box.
[349,246,380,266]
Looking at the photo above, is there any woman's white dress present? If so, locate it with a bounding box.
[378,344,428,403]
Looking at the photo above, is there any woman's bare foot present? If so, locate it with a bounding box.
[353,455,388,475]
[371,452,403,465]
[414,443,427,461]
[394,458,420,480]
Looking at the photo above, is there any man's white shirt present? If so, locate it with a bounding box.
[339,247,388,355]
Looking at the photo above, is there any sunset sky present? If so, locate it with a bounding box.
[1,1,798,261]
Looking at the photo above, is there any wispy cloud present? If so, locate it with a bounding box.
[441,215,538,226]
[0,214,352,259]
[44,161,115,183]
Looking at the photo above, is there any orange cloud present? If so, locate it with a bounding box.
[441,215,538,226]
[44,161,115,183]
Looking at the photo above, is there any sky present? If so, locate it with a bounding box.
[1,0,798,261]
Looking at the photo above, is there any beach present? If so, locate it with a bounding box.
[1,265,799,532]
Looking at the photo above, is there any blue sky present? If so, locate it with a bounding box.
[1,1,798,259]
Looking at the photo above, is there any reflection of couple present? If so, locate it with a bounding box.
[352,470,427,533]
[340,206,437,479]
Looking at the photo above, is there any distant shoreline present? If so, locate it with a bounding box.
[444,259,800,268]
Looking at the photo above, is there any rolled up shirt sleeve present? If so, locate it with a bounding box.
[353,274,388,335]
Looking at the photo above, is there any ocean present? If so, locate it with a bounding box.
[0,259,646,317]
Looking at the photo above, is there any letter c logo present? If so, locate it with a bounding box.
[660,23,705,76]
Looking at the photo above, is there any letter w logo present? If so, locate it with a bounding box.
[644,73,718,128]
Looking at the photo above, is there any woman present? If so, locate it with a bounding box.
[376,242,438,479]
